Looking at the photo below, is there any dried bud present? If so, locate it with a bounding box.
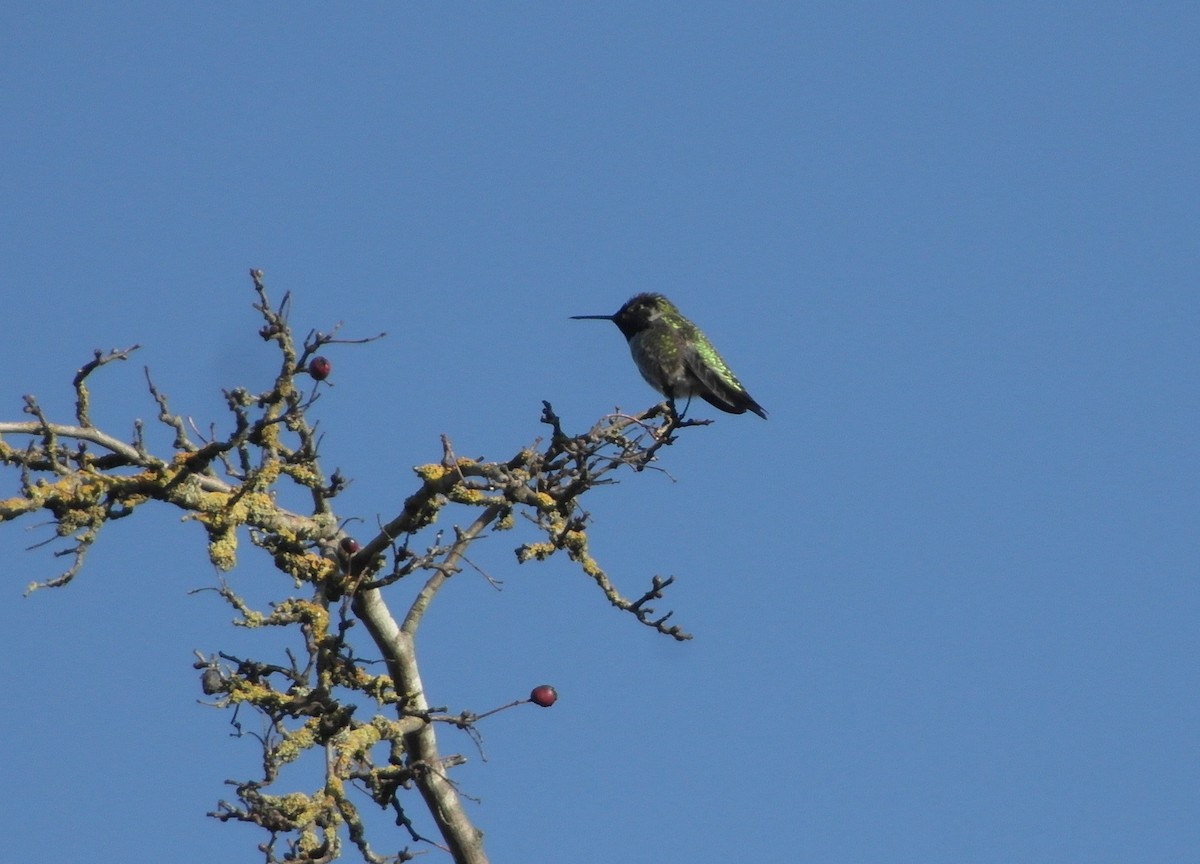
[200,667,225,695]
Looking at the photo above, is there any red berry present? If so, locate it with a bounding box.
[308,356,332,380]
[339,536,360,556]
[529,685,558,708]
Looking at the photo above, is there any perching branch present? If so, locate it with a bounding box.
[1,269,705,863]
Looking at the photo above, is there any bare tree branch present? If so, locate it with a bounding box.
[0,269,710,861]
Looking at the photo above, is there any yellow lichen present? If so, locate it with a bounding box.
[274,550,336,584]
[560,529,587,554]
[248,459,282,489]
[271,597,330,631]
[282,462,323,488]
[331,722,383,776]
[206,526,238,571]
[264,790,317,823]
[448,485,496,505]
[413,463,447,482]
[226,678,283,708]
[0,496,39,519]
[344,668,396,703]
[517,541,556,562]
[273,720,319,764]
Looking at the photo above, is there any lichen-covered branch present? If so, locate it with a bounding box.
[1,269,702,863]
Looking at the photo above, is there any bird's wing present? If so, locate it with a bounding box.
[680,335,767,418]
[679,340,745,413]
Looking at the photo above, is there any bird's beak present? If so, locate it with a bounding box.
[570,314,615,321]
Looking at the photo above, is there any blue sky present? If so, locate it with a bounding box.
[2,4,1197,862]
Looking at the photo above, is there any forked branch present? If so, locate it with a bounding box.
[0,269,704,863]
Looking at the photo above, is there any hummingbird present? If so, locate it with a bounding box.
[572,293,767,419]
